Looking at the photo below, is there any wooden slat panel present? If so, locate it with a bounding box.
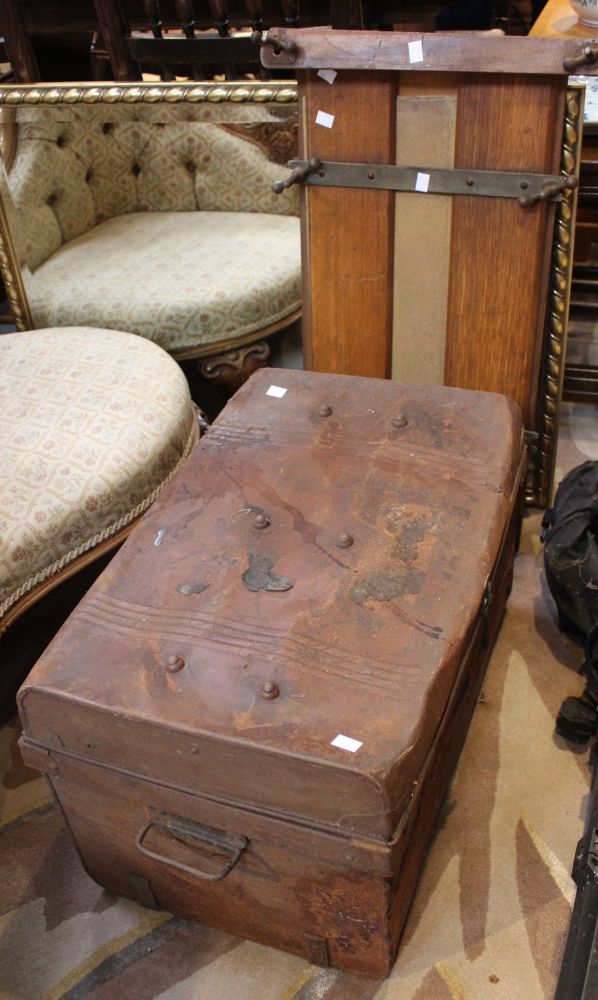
[301,70,396,376]
[262,28,597,76]
[392,88,457,385]
[444,73,567,426]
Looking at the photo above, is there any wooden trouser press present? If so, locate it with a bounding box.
[262,31,598,505]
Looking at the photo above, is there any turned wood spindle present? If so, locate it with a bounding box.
[209,0,230,38]
[142,0,174,80]
[280,0,300,27]
[174,0,203,81]
[243,0,264,33]
[244,1,269,79]
[209,0,238,79]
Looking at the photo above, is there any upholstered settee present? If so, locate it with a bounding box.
[0,105,300,388]
[0,325,197,633]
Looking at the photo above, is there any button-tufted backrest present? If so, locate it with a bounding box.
[6,117,298,272]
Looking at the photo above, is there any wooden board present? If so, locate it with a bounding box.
[292,34,572,426]
[301,70,396,376]
[262,27,598,75]
[444,73,566,426]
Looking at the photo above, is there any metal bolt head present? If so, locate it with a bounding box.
[336,532,354,549]
[165,654,185,673]
[318,404,333,417]
[260,680,280,700]
[254,513,270,530]
[391,415,408,429]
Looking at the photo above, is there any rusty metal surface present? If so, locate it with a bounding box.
[19,370,523,840]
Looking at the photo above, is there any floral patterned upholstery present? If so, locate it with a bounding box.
[8,120,299,273]
[26,212,301,352]
[0,327,197,623]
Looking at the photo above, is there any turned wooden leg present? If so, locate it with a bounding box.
[197,342,270,393]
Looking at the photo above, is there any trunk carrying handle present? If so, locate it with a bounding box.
[135,815,249,882]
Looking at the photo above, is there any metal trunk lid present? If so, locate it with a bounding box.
[19,370,523,842]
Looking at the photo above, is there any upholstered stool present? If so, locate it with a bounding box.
[0,326,198,632]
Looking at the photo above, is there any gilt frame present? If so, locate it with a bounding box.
[532,83,583,506]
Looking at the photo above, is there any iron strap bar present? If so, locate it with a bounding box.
[284,159,576,206]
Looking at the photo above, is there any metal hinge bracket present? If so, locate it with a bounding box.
[276,158,577,207]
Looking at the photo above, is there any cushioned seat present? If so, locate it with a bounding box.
[0,327,197,628]
[26,212,301,354]
[0,107,301,389]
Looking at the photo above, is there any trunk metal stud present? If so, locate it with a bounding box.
[165,655,185,673]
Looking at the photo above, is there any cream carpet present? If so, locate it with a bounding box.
[1,402,597,1000]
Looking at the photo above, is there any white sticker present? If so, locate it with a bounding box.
[154,529,165,546]
[266,385,287,398]
[317,69,337,85]
[408,39,424,64]
[415,171,430,193]
[331,734,363,753]
[315,110,335,129]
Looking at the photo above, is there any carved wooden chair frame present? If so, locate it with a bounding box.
[0,80,300,392]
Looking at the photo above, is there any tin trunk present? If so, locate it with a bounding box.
[18,369,525,977]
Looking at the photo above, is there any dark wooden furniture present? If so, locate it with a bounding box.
[0,1,453,84]
[262,29,589,504]
[18,367,525,977]
[0,1,329,83]
[93,0,313,82]
[93,1,446,84]
[528,1,598,406]
[0,0,108,82]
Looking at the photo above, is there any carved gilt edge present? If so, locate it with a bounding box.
[0,82,298,106]
[220,119,299,164]
[0,185,33,330]
[0,108,17,172]
[528,84,583,507]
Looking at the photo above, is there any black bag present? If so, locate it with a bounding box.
[545,464,598,1000]
[543,460,598,645]
[543,460,598,741]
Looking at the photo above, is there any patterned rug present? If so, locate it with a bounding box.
[1,402,597,1000]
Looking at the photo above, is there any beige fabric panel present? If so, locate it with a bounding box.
[392,94,457,385]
